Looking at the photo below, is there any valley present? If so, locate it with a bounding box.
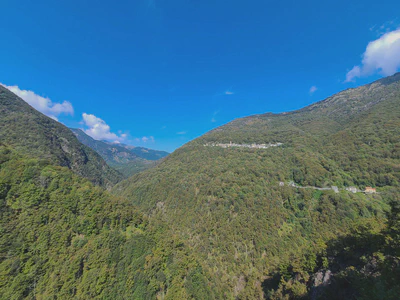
[2,3,400,299]
[1,73,399,299]
[71,128,168,177]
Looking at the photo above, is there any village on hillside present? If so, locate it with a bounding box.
[204,142,283,149]
[279,181,377,194]
[204,142,378,195]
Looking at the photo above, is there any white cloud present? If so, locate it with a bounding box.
[177,131,187,135]
[369,20,399,36]
[141,136,154,142]
[1,83,74,119]
[82,113,126,142]
[134,136,155,143]
[309,86,318,95]
[345,28,400,82]
[225,90,234,95]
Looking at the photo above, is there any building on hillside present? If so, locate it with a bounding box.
[279,182,285,187]
[331,186,339,193]
[364,186,376,194]
[346,186,358,193]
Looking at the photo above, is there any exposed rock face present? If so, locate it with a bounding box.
[311,270,332,300]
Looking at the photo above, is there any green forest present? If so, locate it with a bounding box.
[113,73,400,298]
[0,73,399,299]
[0,144,216,299]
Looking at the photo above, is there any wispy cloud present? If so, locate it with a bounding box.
[82,113,126,143]
[134,136,155,143]
[212,87,235,97]
[211,110,219,122]
[309,86,318,95]
[1,83,74,120]
[177,131,187,135]
[369,19,399,36]
[142,136,154,142]
[135,136,155,143]
[345,27,400,82]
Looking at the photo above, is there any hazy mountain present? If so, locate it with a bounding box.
[71,128,168,177]
[118,143,169,161]
[0,85,123,188]
[113,73,400,298]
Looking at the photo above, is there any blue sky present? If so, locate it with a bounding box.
[1,0,400,152]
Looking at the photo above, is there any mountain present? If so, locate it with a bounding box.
[1,74,399,299]
[119,143,169,161]
[0,144,214,299]
[113,73,400,298]
[0,85,123,188]
[70,128,168,177]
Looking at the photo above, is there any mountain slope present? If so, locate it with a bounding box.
[71,128,168,176]
[0,85,122,187]
[122,144,169,161]
[113,73,400,298]
[0,144,217,299]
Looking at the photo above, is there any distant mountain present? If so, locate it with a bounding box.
[70,128,168,177]
[120,144,169,161]
[113,73,400,298]
[0,85,123,188]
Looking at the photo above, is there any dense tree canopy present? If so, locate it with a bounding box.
[0,144,216,299]
[1,74,400,299]
[114,74,400,298]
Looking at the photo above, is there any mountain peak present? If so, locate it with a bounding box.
[70,128,169,177]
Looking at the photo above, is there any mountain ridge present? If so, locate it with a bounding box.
[113,73,400,298]
[70,128,168,177]
[0,85,123,187]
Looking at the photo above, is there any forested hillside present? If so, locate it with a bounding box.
[71,128,167,177]
[113,73,400,298]
[0,86,122,188]
[0,144,217,299]
[1,73,399,299]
